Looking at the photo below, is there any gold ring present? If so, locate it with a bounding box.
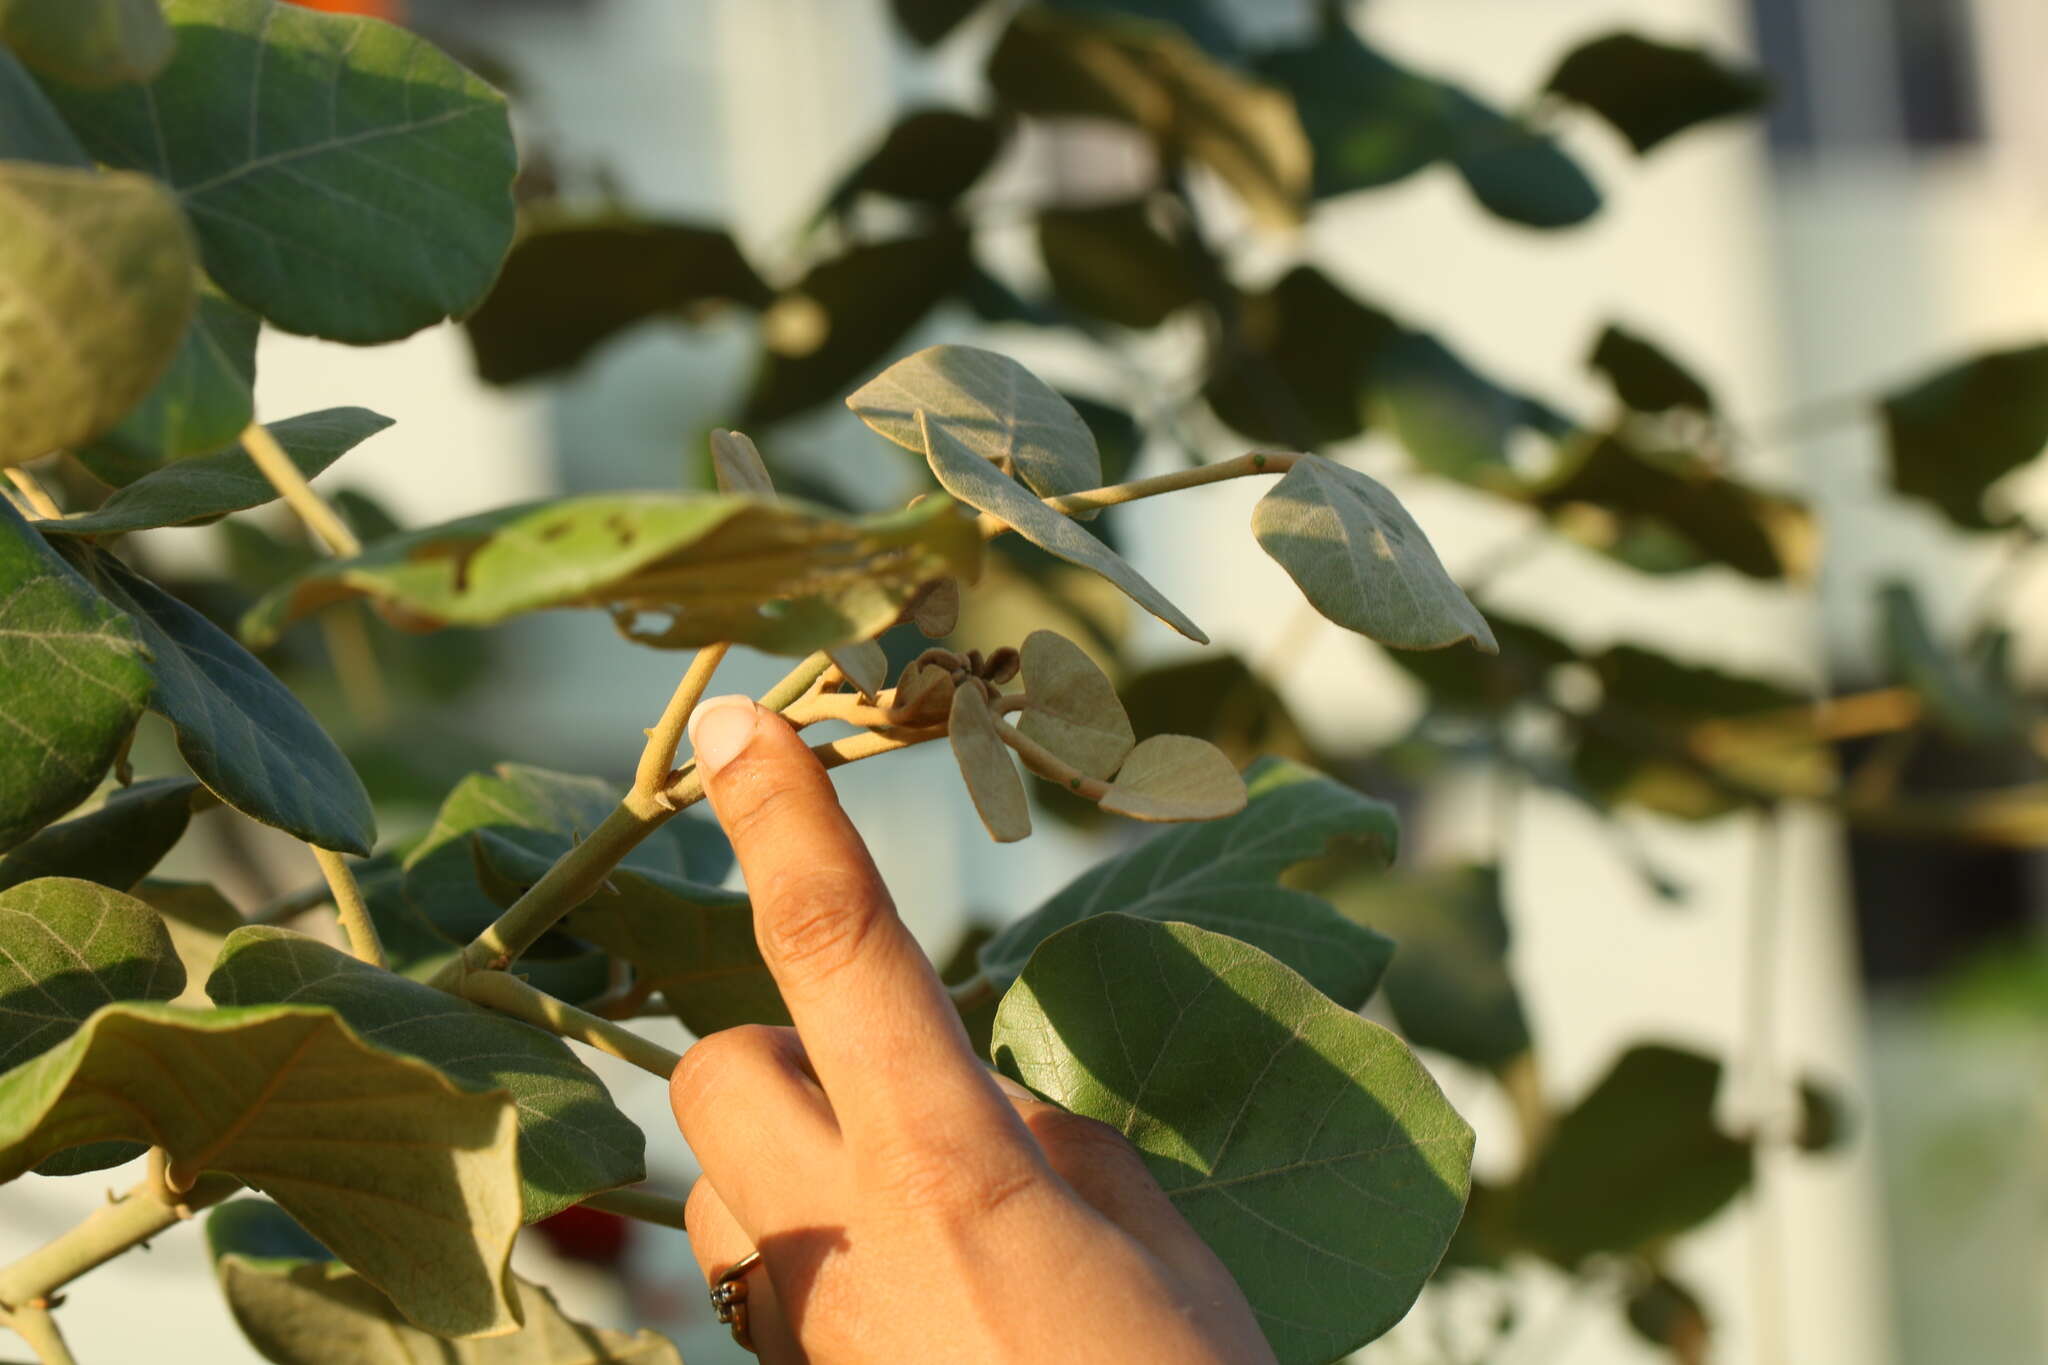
[709,1249,763,1353]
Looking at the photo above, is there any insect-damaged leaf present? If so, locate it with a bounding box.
[242,491,984,658]
[915,412,1204,642]
[74,289,260,483]
[50,409,392,536]
[1251,455,1497,653]
[0,502,152,852]
[980,758,1396,1006]
[0,1002,523,1337]
[950,683,1031,843]
[0,776,206,893]
[1545,32,1770,156]
[993,915,1473,1364]
[208,927,646,1221]
[0,162,196,467]
[849,344,1104,500]
[209,1199,683,1365]
[37,0,517,343]
[0,876,182,1070]
[1015,629,1133,781]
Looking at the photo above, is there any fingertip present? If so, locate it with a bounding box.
[687,694,761,774]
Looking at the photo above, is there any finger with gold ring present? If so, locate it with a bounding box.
[709,1249,763,1353]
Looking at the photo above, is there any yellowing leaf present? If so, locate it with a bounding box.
[1016,629,1133,780]
[1099,735,1245,822]
[949,684,1030,842]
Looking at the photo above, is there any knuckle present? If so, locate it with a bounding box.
[1029,1109,1140,1167]
[866,1132,1044,1223]
[671,1024,779,1114]
[758,868,883,981]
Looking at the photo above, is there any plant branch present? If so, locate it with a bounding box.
[241,421,360,557]
[311,846,385,968]
[993,724,1112,800]
[758,651,835,712]
[459,971,683,1078]
[973,451,1303,537]
[581,1188,690,1231]
[5,1301,76,1365]
[812,726,946,770]
[0,1175,239,1314]
[629,643,731,817]
[4,467,62,519]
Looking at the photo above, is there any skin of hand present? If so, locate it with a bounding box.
[670,694,1278,1365]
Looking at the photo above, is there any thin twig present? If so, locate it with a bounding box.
[993,723,1111,800]
[631,643,731,814]
[460,971,683,1079]
[312,847,386,969]
[973,450,1302,537]
[4,467,62,519]
[0,1175,239,1313]
[239,420,360,557]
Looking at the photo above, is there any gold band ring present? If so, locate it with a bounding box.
[709,1250,763,1354]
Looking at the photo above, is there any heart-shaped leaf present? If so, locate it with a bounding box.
[0,875,182,1068]
[1545,32,1770,156]
[0,502,152,851]
[208,927,646,1221]
[849,344,1104,500]
[916,412,1203,642]
[208,1199,684,1364]
[1251,455,1497,653]
[980,757,1395,1006]
[993,914,1474,1364]
[1015,629,1132,780]
[74,290,260,483]
[71,545,377,855]
[950,683,1031,843]
[0,776,206,893]
[0,0,171,86]
[38,0,516,342]
[0,1002,523,1337]
[1097,735,1245,822]
[0,162,197,466]
[50,409,392,537]
[242,491,984,658]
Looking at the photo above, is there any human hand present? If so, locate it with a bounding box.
[671,695,1278,1365]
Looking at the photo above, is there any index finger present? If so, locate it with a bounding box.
[685,693,1026,1151]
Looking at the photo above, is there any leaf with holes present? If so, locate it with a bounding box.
[0,1002,523,1336]
[1252,455,1497,653]
[0,502,152,852]
[208,927,645,1221]
[69,545,377,855]
[980,758,1395,1005]
[38,0,516,342]
[950,683,1031,843]
[849,344,1104,500]
[0,876,182,1070]
[915,413,1203,642]
[51,409,392,536]
[0,162,197,466]
[242,491,984,659]
[209,1198,683,1364]
[75,290,261,484]
[0,776,206,893]
[1015,629,1132,780]
[993,914,1473,1364]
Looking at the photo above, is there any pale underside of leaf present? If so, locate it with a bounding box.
[1015,628,1133,780]
[949,683,1031,842]
[1099,735,1246,821]
[709,428,775,497]
[910,577,961,637]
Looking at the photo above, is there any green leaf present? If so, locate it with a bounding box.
[1015,629,1133,780]
[1448,91,1602,229]
[0,0,171,86]
[1625,1273,1711,1355]
[824,108,1006,213]
[1878,581,2024,746]
[0,46,89,164]
[0,875,182,1069]
[0,1002,523,1336]
[1038,198,1197,330]
[73,290,261,483]
[950,682,1032,843]
[208,927,646,1221]
[39,0,517,343]
[1512,1043,1751,1265]
[915,412,1204,642]
[553,873,784,1038]
[1326,863,1531,1070]
[890,0,985,45]
[0,162,197,466]
[0,776,206,893]
[68,548,376,853]
[1251,455,1498,653]
[210,1199,683,1365]
[1383,610,1574,714]
[51,409,392,536]
[1880,342,2048,530]
[132,877,243,1006]
[1588,323,1715,416]
[993,914,1473,1363]
[1257,29,1461,198]
[981,757,1396,1006]
[745,226,971,423]
[1096,734,1244,821]
[1370,331,1556,492]
[1205,266,1398,447]
[1546,32,1770,156]
[848,344,1105,500]
[0,502,152,851]
[465,210,770,385]
[243,491,984,658]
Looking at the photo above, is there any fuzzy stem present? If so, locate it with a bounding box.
[312,846,385,969]
[581,1188,690,1231]
[4,467,62,519]
[6,1302,76,1365]
[460,972,683,1079]
[240,421,360,557]
[994,724,1112,800]
[813,726,945,770]
[973,451,1302,538]
[630,643,731,816]
[0,1175,239,1314]
[757,651,835,712]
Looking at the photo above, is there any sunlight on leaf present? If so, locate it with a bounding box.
[0,875,181,1069]
[950,683,1031,843]
[1097,734,1245,821]
[1015,629,1133,780]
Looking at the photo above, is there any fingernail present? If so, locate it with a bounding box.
[688,695,759,774]
[991,1072,1036,1102]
